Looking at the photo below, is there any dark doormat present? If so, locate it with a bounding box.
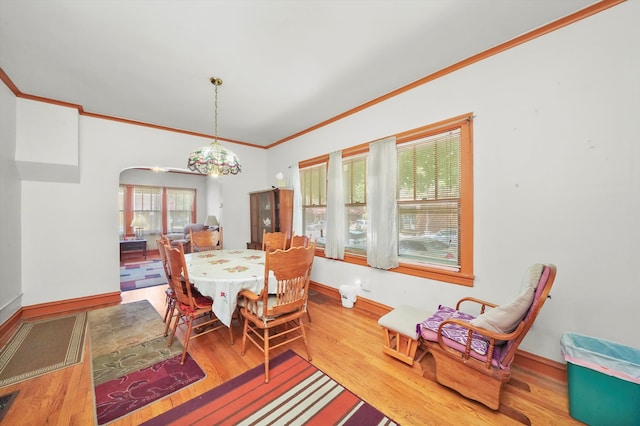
[0,391,19,422]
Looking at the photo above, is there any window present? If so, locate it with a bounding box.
[397,130,460,269]
[166,189,195,233]
[300,163,327,246]
[344,155,367,253]
[120,185,197,237]
[298,113,473,285]
[132,186,162,235]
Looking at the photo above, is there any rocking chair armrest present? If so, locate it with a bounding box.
[456,297,498,313]
[440,318,525,341]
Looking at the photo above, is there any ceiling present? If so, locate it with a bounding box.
[0,0,601,148]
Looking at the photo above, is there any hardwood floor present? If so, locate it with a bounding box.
[0,283,581,425]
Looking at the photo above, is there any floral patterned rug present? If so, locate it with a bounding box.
[88,301,205,425]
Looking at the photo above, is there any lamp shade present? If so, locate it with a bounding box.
[130,215,148,228]
[205,215,219,228]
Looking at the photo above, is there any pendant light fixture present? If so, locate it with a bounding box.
[187,77,242,176]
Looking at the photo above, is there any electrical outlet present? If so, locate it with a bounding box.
[361,280,371,292]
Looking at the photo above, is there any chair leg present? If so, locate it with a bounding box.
[163,301,170,322]
[306,307,312,322]
[240,317,249,356]
[228,324,234,345]
[164,302,175,337]
[263,328,270,383]
[299,321,312,361]
[168,313,180,347]
[181,315,194,365]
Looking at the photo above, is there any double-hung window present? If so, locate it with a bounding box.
[397,130,460,269]
[344,155,367,253]
[300,163,327,246]
[132,186,162,235]
[166,188,195,233]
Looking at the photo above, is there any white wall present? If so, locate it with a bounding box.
[16,99,80,183]
[19,113,267,306]
[267,2,640,361]
[0,75,22,323]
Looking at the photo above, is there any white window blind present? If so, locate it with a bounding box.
[397,129,461,269]
[132,186,162,235]
[166,188,195,233]
[300,163,327,245]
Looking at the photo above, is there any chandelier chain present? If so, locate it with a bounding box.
[214,80,219,143]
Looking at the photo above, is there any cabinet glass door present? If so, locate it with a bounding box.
[258,192,273,237]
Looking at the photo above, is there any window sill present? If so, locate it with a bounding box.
[314,249,474,287]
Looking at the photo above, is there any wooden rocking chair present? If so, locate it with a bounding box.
[419,264,557,410]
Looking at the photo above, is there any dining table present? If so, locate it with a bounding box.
[184,248,272,327]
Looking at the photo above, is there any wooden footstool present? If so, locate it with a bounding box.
[378,305,431,365]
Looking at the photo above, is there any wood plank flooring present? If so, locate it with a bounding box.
[0,283,581,425]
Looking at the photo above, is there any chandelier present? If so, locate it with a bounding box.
[188,77,242,176]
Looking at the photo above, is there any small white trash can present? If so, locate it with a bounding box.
[339,285,357,308]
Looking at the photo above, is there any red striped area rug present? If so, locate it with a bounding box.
[141,350,397,425]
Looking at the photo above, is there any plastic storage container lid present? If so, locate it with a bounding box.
[561,332,640,384]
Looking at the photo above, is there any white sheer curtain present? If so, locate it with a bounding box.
[367,137,398,269]
[290,164,303,236]
[325,151,345,259]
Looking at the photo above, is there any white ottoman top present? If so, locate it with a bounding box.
[378,305,432,339]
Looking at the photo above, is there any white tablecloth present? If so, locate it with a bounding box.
[185,249,268,327]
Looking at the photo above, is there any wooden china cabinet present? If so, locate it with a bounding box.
[247,188,294,250]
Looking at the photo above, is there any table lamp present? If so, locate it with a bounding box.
[130,215,148,239]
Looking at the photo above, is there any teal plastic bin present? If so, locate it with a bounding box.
[561,333,640,426]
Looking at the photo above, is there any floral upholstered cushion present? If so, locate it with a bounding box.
[418,305,490,356]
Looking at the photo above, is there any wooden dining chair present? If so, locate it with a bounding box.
[289,234,309,249]
[190,228,222,252]
[166,243,233,364]
[156,237,176,334]
[239,241,316,383]
[261,230,286,252]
